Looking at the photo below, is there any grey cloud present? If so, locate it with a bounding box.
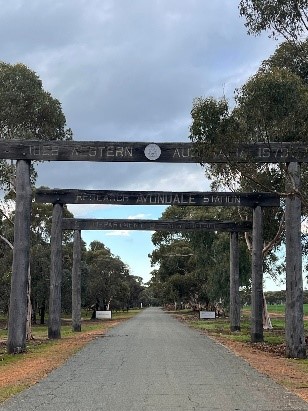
[1,1,281,283]
[1,0,278,190]
[35,161,209,192]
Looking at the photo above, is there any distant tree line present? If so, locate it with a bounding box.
[148,205,251,311]
[0,196,150,322]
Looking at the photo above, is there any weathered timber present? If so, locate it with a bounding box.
[7,160,32,354]
[1,140,308,163]
[230,232,240,332]
[285,162,306,358]
[35,189,280,207]
[48,203,63,339]
[72,230,82,332]
[62,218,252,232]
[251,206,264,343]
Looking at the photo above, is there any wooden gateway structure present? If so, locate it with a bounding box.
[65,217,252,336]
[2,140,305,359]
[35,189,279,338]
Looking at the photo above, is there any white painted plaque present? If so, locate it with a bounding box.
[199,311,215,319]
[144,143,161,160]
[96,310,112,320]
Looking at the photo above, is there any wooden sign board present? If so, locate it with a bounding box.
[0,140,308,163]
[199,311,216,319]
[95,311,112,320]
[62,218,252,232]
[35,189,280,207]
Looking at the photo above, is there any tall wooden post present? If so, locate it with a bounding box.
[72,230,82,332]
[251,205,263,343]
[7,160,32,354]
[230,231,240,331]
[48,202,63,339]
[285,162,306,358]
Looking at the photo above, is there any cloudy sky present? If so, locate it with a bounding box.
[1,0,284,288]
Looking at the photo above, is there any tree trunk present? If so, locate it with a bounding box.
[40,301,46,325]
[32,296,37,325]
[48,202,63,339]
[251,205,264,343]
[26,264,33,340]
[72,230,81,332]
[7,160,32,354]
[285,162,306,358]
[230,231,240,331]
[262,293,272,330]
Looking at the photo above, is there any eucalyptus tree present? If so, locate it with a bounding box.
[190,39,308,260]
[261,39,308,84]
[83,241,143,311]
[1,63,73,353]
[150,205,251,309]
[239,0,308,41]
[190,64,308,248]
[0,62,72,189]
[125,275,145,308]
[150,205,196,306]
[190,42,308,357]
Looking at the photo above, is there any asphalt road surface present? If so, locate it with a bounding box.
[1,307,308,411]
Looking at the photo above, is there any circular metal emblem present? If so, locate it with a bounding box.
[144,143,161,161]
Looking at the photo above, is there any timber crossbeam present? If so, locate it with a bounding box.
[35,189,280,207]
[0,140,308,163]
[62,218,252,232]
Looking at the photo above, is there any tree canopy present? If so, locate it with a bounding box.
[261,39,308,83]
[149,205,251,309]
[239,0,308,40]
[0,62,72,141]
[189,39,308,290]
[190,40,308,197]
[83,240,145,311]
[0,62,72,190]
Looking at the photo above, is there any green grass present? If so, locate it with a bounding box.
[0,385,29,404]
[266,304,308,315]
[0,309,141,339]
[0,325,77,360]
[243,304,308,316]
[176,306,308,347]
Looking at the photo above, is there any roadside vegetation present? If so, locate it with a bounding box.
[171,304,308,370]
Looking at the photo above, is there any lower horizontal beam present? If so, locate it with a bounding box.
[62,218,252,232]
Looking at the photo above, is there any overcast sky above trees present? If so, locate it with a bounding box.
[0,1,281,284]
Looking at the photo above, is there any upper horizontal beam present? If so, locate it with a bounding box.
[62,218,252,232]
[0,140,307,163]
[35,189,280,207]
